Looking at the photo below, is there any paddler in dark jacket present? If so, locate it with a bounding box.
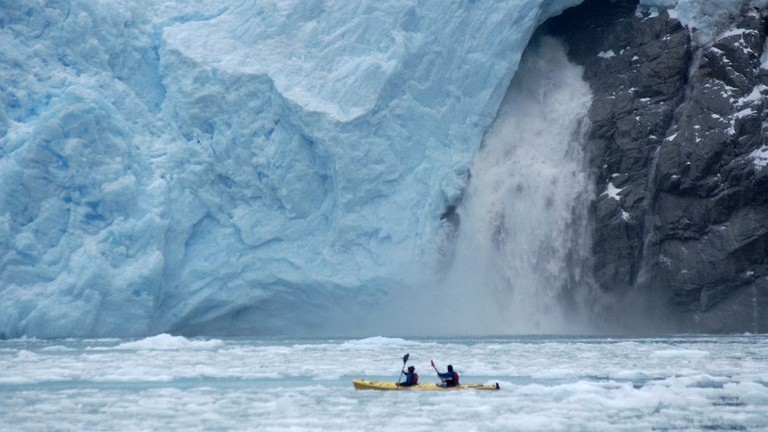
[398,365,419,386]
[437,364,460,387]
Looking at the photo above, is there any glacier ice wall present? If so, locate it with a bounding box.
[1,0,592,338]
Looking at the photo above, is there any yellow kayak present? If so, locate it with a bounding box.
[352,379,500,391]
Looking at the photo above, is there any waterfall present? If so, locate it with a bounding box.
[448,36,594,333]
[435,36,596,334]
[375,36,595,336]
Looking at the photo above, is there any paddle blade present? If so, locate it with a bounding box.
[403,353,409,364]
[430,359,436,368]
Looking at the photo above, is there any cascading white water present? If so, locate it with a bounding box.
[451,36,594,333]
[374,36,595,336]
[422,36,595,335]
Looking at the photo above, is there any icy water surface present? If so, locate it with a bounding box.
[1,335,768,431]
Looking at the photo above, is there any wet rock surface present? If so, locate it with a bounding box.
[541,0,768,332]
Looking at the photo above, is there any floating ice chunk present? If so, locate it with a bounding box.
[340,336,413,347]
[650,349,709,359]
[116,333,223,350]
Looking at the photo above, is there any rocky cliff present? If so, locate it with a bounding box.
[542,0,768,332]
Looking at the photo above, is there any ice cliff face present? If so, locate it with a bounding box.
[0,0,584,338]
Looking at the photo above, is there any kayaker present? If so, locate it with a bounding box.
[398,365,419,386]
[437,364,460,387]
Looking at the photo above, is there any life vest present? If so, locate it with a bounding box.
[453,371,460,385]
[412,372,419,385]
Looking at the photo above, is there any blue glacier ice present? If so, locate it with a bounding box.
[0,0,730,338]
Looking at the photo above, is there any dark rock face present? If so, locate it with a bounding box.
[541,0,768,332]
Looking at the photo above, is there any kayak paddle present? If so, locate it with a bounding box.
[431,359,443,384]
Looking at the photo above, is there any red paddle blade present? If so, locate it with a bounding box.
[431,359,436,368]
